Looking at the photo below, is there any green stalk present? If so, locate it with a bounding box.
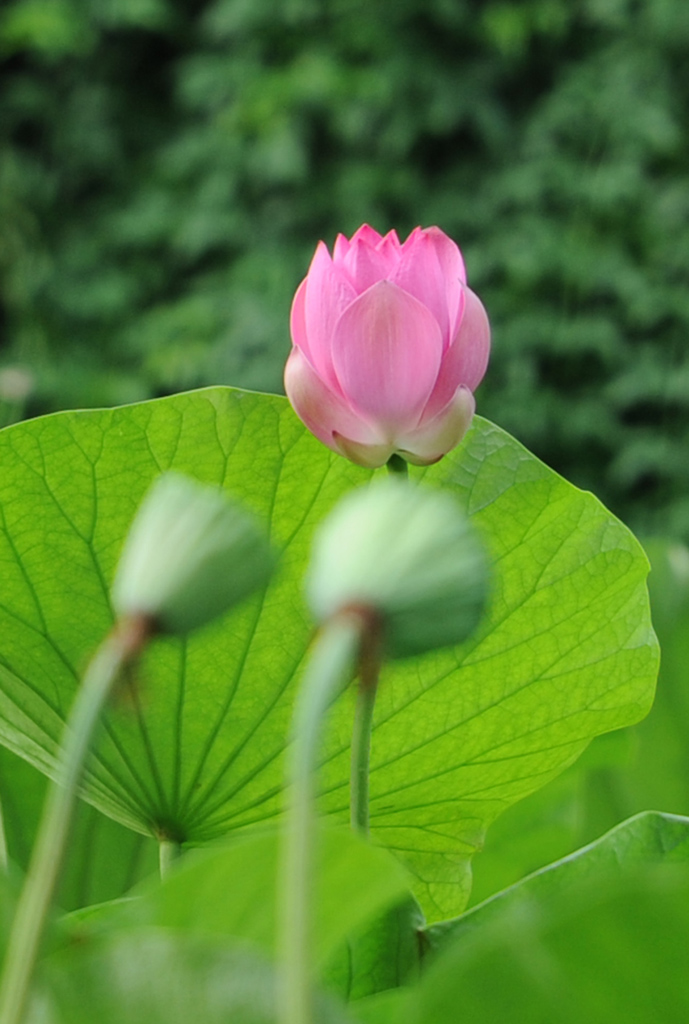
[0,796,8,873]
[279,613,363,1024]
[350,684,377,836]
[350,617,383,836]
[0,615,151,1024]
[158,838,182,879]
[386,454,409,477]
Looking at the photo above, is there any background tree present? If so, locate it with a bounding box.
[1,0,688,536]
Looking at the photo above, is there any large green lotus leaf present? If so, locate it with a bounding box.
[0,388,658,919]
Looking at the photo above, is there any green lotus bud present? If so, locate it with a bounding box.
[111,472,273,634]
[306,479,489,659]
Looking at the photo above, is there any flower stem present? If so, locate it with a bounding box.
[0,615,151,1024]
[386,454,408,477]
[350,684,377,835]
[0,796,8,873]
[350,615,383,837]
[159,838,182,879]
[279,613,362,1024]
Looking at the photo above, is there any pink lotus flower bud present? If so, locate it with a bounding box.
[284,224,490,468]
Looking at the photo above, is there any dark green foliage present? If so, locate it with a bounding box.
[1,0,688,534]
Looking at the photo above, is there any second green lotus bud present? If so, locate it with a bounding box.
[111,472,274,634]
[306,479,489,659]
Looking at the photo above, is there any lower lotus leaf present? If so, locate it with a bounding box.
[65,825,413,983]
[320,896,424,1002]
[41,930,354,1024]
[424,809,689,952]
[349,989,412,1024]
[409,863,689,1024]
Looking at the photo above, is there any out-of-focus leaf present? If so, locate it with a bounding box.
[62,825,414,1012]
[320,896,423,1002]
[0,746,157,910]
[82,826,413,974]
[425,810,689,952]
[41,931,354,1024]
[410,863,689,1023]
[349,988,411,1024]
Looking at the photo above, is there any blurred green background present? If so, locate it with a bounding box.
[1,0,689,538]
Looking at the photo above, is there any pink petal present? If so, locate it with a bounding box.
[423,226,467,285]
[284,347,382,453]
[332,433,396,468]
[330,281,444,435]
[378,228,402,253]
[334,228,399,269]
[301,242,357,388]
[349,224,384,247]
[374,232,402,268]
[397,386,475,465]
[290,277,312,360]
[342,233,400,293]
[332,233,351,263]
[420,285,491,422]
[391,227,466,349]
